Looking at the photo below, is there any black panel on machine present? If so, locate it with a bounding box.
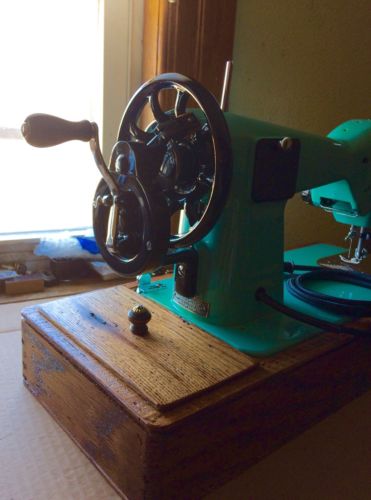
[251,138,300,202]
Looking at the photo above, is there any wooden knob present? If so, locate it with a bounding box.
[128,304,151,335]
[22,113,94,148]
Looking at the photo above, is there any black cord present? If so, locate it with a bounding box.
[284,262,371,317]
[255,261,371,336]
[255,287,371,337]
[283,261,321,273]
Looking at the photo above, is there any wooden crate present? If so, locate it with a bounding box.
[22,284,371,499]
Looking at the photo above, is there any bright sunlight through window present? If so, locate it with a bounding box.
[0,0,101,235]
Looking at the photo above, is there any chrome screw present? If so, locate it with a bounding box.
[280,137,293,151]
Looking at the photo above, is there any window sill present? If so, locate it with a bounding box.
[0,227,92,272]
[0,227,91,243]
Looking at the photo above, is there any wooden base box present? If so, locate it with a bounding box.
[22,285,371,499]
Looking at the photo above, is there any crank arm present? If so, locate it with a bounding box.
[22,113,120,196]
[105,203,120,252]
[88,122,120,197]
[22,113,122,250]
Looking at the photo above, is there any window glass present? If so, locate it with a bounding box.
[0,0,101,234]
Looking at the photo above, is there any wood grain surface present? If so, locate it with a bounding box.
[36,285,256,410]
[21,306,356,430]
[22,323,145,499]
[22,298,371,499]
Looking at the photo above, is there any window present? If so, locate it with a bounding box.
[0,0,143,238]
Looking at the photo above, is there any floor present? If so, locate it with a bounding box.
[1,298,371,500]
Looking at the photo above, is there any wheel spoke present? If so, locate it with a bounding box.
[130,121,153,143]
[150,91,168,123]
[175,90,189,116]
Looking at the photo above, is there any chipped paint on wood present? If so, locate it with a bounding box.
[22,323,147,499]
[26,330,65,396]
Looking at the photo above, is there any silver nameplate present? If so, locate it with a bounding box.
[173,292,210,318]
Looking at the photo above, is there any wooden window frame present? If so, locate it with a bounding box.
[142,0,237,102]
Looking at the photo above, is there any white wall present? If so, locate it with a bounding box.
[230,0,371,248]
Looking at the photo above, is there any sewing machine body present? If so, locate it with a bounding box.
[139,114,371,354]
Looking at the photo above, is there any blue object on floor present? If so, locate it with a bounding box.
[74,236,100,254]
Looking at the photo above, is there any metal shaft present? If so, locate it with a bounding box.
[220,60,233,111]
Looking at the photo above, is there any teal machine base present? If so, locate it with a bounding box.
[140,243,371,356]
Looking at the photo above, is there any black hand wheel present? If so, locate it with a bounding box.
[116,73,232,248]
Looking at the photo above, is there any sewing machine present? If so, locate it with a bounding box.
[21,74,371,499]
[22,73,371,355]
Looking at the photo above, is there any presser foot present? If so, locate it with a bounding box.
[319,225,371,273]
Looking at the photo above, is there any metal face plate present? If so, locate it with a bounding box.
[173,292,210,318]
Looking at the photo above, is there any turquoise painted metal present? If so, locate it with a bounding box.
[142,244,365,356]
[310,119,371,226]
[144,115,371,356]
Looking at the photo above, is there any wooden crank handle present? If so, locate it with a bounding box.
[21,113,94,147]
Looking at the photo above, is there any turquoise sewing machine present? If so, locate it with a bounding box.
[22,73,371,356]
